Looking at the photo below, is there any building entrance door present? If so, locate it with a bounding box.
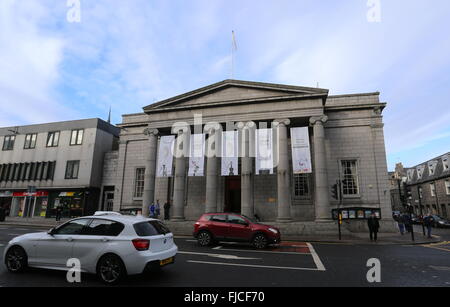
[224,176,241,213]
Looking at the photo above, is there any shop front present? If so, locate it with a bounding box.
[0,191,13,217]
[47,191,86,218]
[10,191,49,218]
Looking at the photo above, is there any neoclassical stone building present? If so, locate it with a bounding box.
[102,80,393,229]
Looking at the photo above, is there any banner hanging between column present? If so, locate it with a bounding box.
[221,131,239,176]
[156,135,175,177]
[188,134,205,176]
[290,127,312,174]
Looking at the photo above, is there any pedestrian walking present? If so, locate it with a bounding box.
[397,214,405,235]
[155,200,161,219]
[423,214,434,239]
[403,213,412,233]
[55,205,63,221]
[0,206,5,222]
[367,213,380,242]
[164,201,171,220]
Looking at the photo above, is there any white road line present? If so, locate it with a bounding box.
[188,260,320,271]
[220,248,311,255]
[179,251,260,260]
[306,243,326,271]
[212,246,222,250]
[0,244,4,247]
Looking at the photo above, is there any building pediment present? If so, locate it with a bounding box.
[143,79,328,113]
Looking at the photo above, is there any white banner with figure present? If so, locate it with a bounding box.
[188,134,205,176]
[255,128,274,174]
[156,135,175,177]
[290,127,312,174]
[221,131,239,176]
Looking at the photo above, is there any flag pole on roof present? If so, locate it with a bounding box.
[231,30,237,79]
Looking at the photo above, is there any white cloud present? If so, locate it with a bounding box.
[0,0,80,126]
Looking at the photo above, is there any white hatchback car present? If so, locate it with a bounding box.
[3,212,178,284]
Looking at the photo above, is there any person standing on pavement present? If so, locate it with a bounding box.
[155,200,161,219]
[164,201,171,220]
[423,214,435,239]
[367,213,380,242]
[55,205,63,221]
[403,213,412,233]
[149,202,156,218]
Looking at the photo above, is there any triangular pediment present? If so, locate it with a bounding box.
[143,80,328,112]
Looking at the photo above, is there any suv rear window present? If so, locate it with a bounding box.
[134,221,172,236]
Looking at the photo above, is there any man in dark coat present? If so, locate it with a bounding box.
[367,213,380,242]
[164,201,171,220]
[423,214,434,239]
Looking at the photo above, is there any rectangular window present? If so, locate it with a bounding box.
[2,135,15,151]
[341,160,359,196]
[24,133,37,149]
[70,129,84,146]
[443,156,449,171]
[293,174,309,197]
[430,183,436,197]
[445,181,450,195]
[65,160,80,179]
[133,168,145,198]
[46,131,60,147]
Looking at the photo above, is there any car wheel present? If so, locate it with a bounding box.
[5,246,28,273]
[252,234,268,249]
[97,254,126,285]
[197,230,213,247]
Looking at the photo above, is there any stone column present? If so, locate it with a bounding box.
[310,115,331,221]
[274,119,292,222]
[204,122,222,213]
[237,121,255,217]
[171,124,190,221]
[142,128,159,217]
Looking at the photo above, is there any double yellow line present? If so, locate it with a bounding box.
[421,241,450,252]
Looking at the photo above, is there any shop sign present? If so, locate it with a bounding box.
[13,191,49,197]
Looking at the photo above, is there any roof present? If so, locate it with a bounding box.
[143,79,329,112]
[405,152,450,185]
[82,214,157,224]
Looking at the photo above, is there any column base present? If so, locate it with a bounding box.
[315,218,332,223]
[170,217,186,222]
[276,218,293,223]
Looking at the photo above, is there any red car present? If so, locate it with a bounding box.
[193,213,281,249]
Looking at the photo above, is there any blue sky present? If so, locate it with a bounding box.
[1,0,450,170]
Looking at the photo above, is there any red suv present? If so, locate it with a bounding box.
[193,213,281,249]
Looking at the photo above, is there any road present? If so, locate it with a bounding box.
[0,225,449,287]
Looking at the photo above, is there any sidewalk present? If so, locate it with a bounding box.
[0,217,441,245]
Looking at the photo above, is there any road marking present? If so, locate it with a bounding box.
[306,243,326,271]
[179,251,260,260]
[0,244,4,247]
[220,247,311,255]
[187,260,321,271]
[212,246,222,250]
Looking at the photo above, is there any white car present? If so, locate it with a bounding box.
[3,212,178,284]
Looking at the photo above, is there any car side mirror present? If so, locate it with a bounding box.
[48,228,55,236]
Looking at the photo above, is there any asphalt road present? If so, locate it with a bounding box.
[0,225,449,287]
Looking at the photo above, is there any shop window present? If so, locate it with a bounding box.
[46,131,60,147]
[2,135,15,151]
[341,160,360,196]
[24,133,37,149]
[65,160,80,179]
[293,174,309,197]
[70,129,84,146]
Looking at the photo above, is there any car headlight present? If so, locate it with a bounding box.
[438,221,445,224]
[268,228,278,234]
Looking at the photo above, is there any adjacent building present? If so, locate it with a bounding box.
[0,118,119,219]
[102,79,395,230]
[403,153,450,218]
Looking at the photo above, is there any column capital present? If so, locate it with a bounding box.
[236,121,256,130]
[309,115,328,126]
[273,118,291,128]
[143,128,159,137]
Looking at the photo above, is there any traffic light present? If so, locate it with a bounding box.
[331,184,339,200]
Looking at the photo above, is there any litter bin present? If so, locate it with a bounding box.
[0,207,5,222]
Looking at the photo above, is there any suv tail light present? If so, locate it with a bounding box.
[132,239,150,251]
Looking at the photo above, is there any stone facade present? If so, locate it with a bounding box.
[101,80,395,231]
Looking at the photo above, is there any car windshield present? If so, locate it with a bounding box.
[242,215,258,224]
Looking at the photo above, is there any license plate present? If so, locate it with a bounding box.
[160,257,174,266]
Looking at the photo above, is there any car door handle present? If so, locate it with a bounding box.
[101,238,110,242]
[66,237,74,242]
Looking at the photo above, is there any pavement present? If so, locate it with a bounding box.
[0,224,449,287]
[0,216,442,245]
